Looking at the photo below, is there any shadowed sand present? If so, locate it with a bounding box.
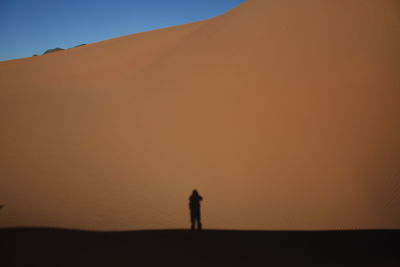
[0,0,399,230]
[1,228,399,267]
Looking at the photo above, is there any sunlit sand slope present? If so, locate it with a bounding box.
[1,0,399,230]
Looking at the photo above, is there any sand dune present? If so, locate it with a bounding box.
[1,0,400,230]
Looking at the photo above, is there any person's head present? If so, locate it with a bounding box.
[192,190,199,196]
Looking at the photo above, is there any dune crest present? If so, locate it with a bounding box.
[1,0,400,230]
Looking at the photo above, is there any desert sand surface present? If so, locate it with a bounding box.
[0,0,400,230]
[1,228,400,267]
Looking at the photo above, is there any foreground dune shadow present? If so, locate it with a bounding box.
[1,228,399,267]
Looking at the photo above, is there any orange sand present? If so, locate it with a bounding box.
[1,0,400,230]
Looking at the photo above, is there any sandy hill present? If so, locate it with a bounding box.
[0,0,399,230]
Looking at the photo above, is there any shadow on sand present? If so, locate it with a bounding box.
[1,228,399,267]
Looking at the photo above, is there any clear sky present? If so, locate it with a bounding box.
[0,0,245,61]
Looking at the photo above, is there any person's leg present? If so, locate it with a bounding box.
[190,210,195,230]
[197,210,202,230]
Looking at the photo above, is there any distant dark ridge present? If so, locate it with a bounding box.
[36,44,86,57]
[1,228,399,267]
[43,47,64,55]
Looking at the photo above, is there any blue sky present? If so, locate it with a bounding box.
[0,0,245,61]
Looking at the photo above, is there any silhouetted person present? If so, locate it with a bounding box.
[189,190,203,230]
